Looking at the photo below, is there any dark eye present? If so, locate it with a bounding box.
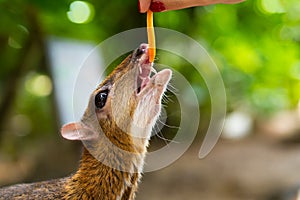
[95,90,109,109]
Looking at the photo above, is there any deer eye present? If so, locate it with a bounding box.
[95,90,109,109]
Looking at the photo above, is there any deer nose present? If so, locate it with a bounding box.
[135,43,148,58]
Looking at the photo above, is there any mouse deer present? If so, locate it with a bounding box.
[0,43,172,200]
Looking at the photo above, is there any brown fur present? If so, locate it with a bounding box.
[0,44,171,200]
[0,178,69,199]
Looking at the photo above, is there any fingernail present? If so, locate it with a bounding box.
[150,1,166,12]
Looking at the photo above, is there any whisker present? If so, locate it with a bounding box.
[162,95,171,104]
[156,132,176,144]
[151,67,157,74]
[167,83,179,95]
[155,117,180,144]
[153,123,169,146]
[157,118,180,130]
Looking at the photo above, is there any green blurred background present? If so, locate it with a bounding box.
[0,0,300,199]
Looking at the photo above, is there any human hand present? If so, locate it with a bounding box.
[139,0,245,12]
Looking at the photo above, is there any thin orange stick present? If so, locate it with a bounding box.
[147,10,156,62]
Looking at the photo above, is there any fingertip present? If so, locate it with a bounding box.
[138,0,151,13]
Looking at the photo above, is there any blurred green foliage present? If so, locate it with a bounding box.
[0,0,299,154]
[155,0,300,116]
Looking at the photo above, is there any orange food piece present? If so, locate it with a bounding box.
[147,10,156,62]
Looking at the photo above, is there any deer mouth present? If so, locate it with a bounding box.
[135,44,152,95]
[134,43,171,97]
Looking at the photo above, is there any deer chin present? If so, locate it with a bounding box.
[131,68,172,143]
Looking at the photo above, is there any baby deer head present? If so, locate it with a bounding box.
[60,43,171,171]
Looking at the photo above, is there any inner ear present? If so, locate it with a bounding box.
[61,122,99,141]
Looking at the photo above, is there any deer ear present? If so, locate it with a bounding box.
[61,122,99,141]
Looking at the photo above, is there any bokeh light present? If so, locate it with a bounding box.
[25,74,53,97]
[67,1,95,24]
[222,111,253,139]
[8,25,29,49]
[285,0,300,21]
[258,0,286,14]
